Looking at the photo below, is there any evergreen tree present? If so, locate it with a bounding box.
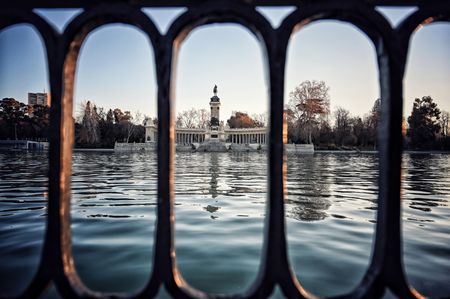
[407,96,441,149]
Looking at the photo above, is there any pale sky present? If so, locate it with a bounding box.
[0,7,448,122]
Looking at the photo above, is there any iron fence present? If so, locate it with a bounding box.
[1,0,449,298]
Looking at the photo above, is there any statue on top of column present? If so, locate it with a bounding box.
[213,85,218,95]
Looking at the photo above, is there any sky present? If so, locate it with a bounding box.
[0,7,448,122]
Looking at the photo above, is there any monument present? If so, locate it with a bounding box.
[196,85,228,151]
[143,85,271,152]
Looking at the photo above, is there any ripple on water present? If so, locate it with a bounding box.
[0,152,47,295]
[0,151,449,297]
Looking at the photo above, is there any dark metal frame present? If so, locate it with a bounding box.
[1,1,449,298]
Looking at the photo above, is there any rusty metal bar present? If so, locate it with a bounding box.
[0,1,449,298]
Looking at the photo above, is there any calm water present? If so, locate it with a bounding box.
[0,151,449,298]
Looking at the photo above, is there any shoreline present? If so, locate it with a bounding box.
[4,147,449,155]
[68,148,450,155]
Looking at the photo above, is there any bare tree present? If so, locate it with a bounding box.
[252,112,268,127]
[334,107,353,146]
[287,80,330,144]
[121,111,142,143]
[197,108,210,129]
[176,108,211,128]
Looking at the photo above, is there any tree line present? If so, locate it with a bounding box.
[2,86,448,150]
[0,98,146,148]
[0,98,50,141]
[75,101,145,148]
[286,80,450,150]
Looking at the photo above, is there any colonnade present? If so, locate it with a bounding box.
[176,133,205,144]
[228,133,266,144]
[174,131,267,144]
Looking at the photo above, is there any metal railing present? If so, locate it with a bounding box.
[1,1,449,298]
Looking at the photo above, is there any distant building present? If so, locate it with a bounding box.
[28,92,50,106]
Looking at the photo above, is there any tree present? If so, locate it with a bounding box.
[120,111,142,143]
[197,108,210,129]
[78,101,100,145]
[334,107,354,146]
[440,110,449,138]
[227,111,263,128]
[98,108,116,147]
[0,98,49,141]
[366,98,381,148]
[113,108,124,124]
[287,80,330,144]
[252,112,268,127]
[407,96,441,149]
[317,118,333,145]
[176,108,211,128]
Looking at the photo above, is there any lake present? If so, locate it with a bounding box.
[0,151,449,298]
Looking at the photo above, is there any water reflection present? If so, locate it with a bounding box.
[1,151,448,296]
[403,154,449,213]
[286,154,331,221]
[208,153,219,198]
